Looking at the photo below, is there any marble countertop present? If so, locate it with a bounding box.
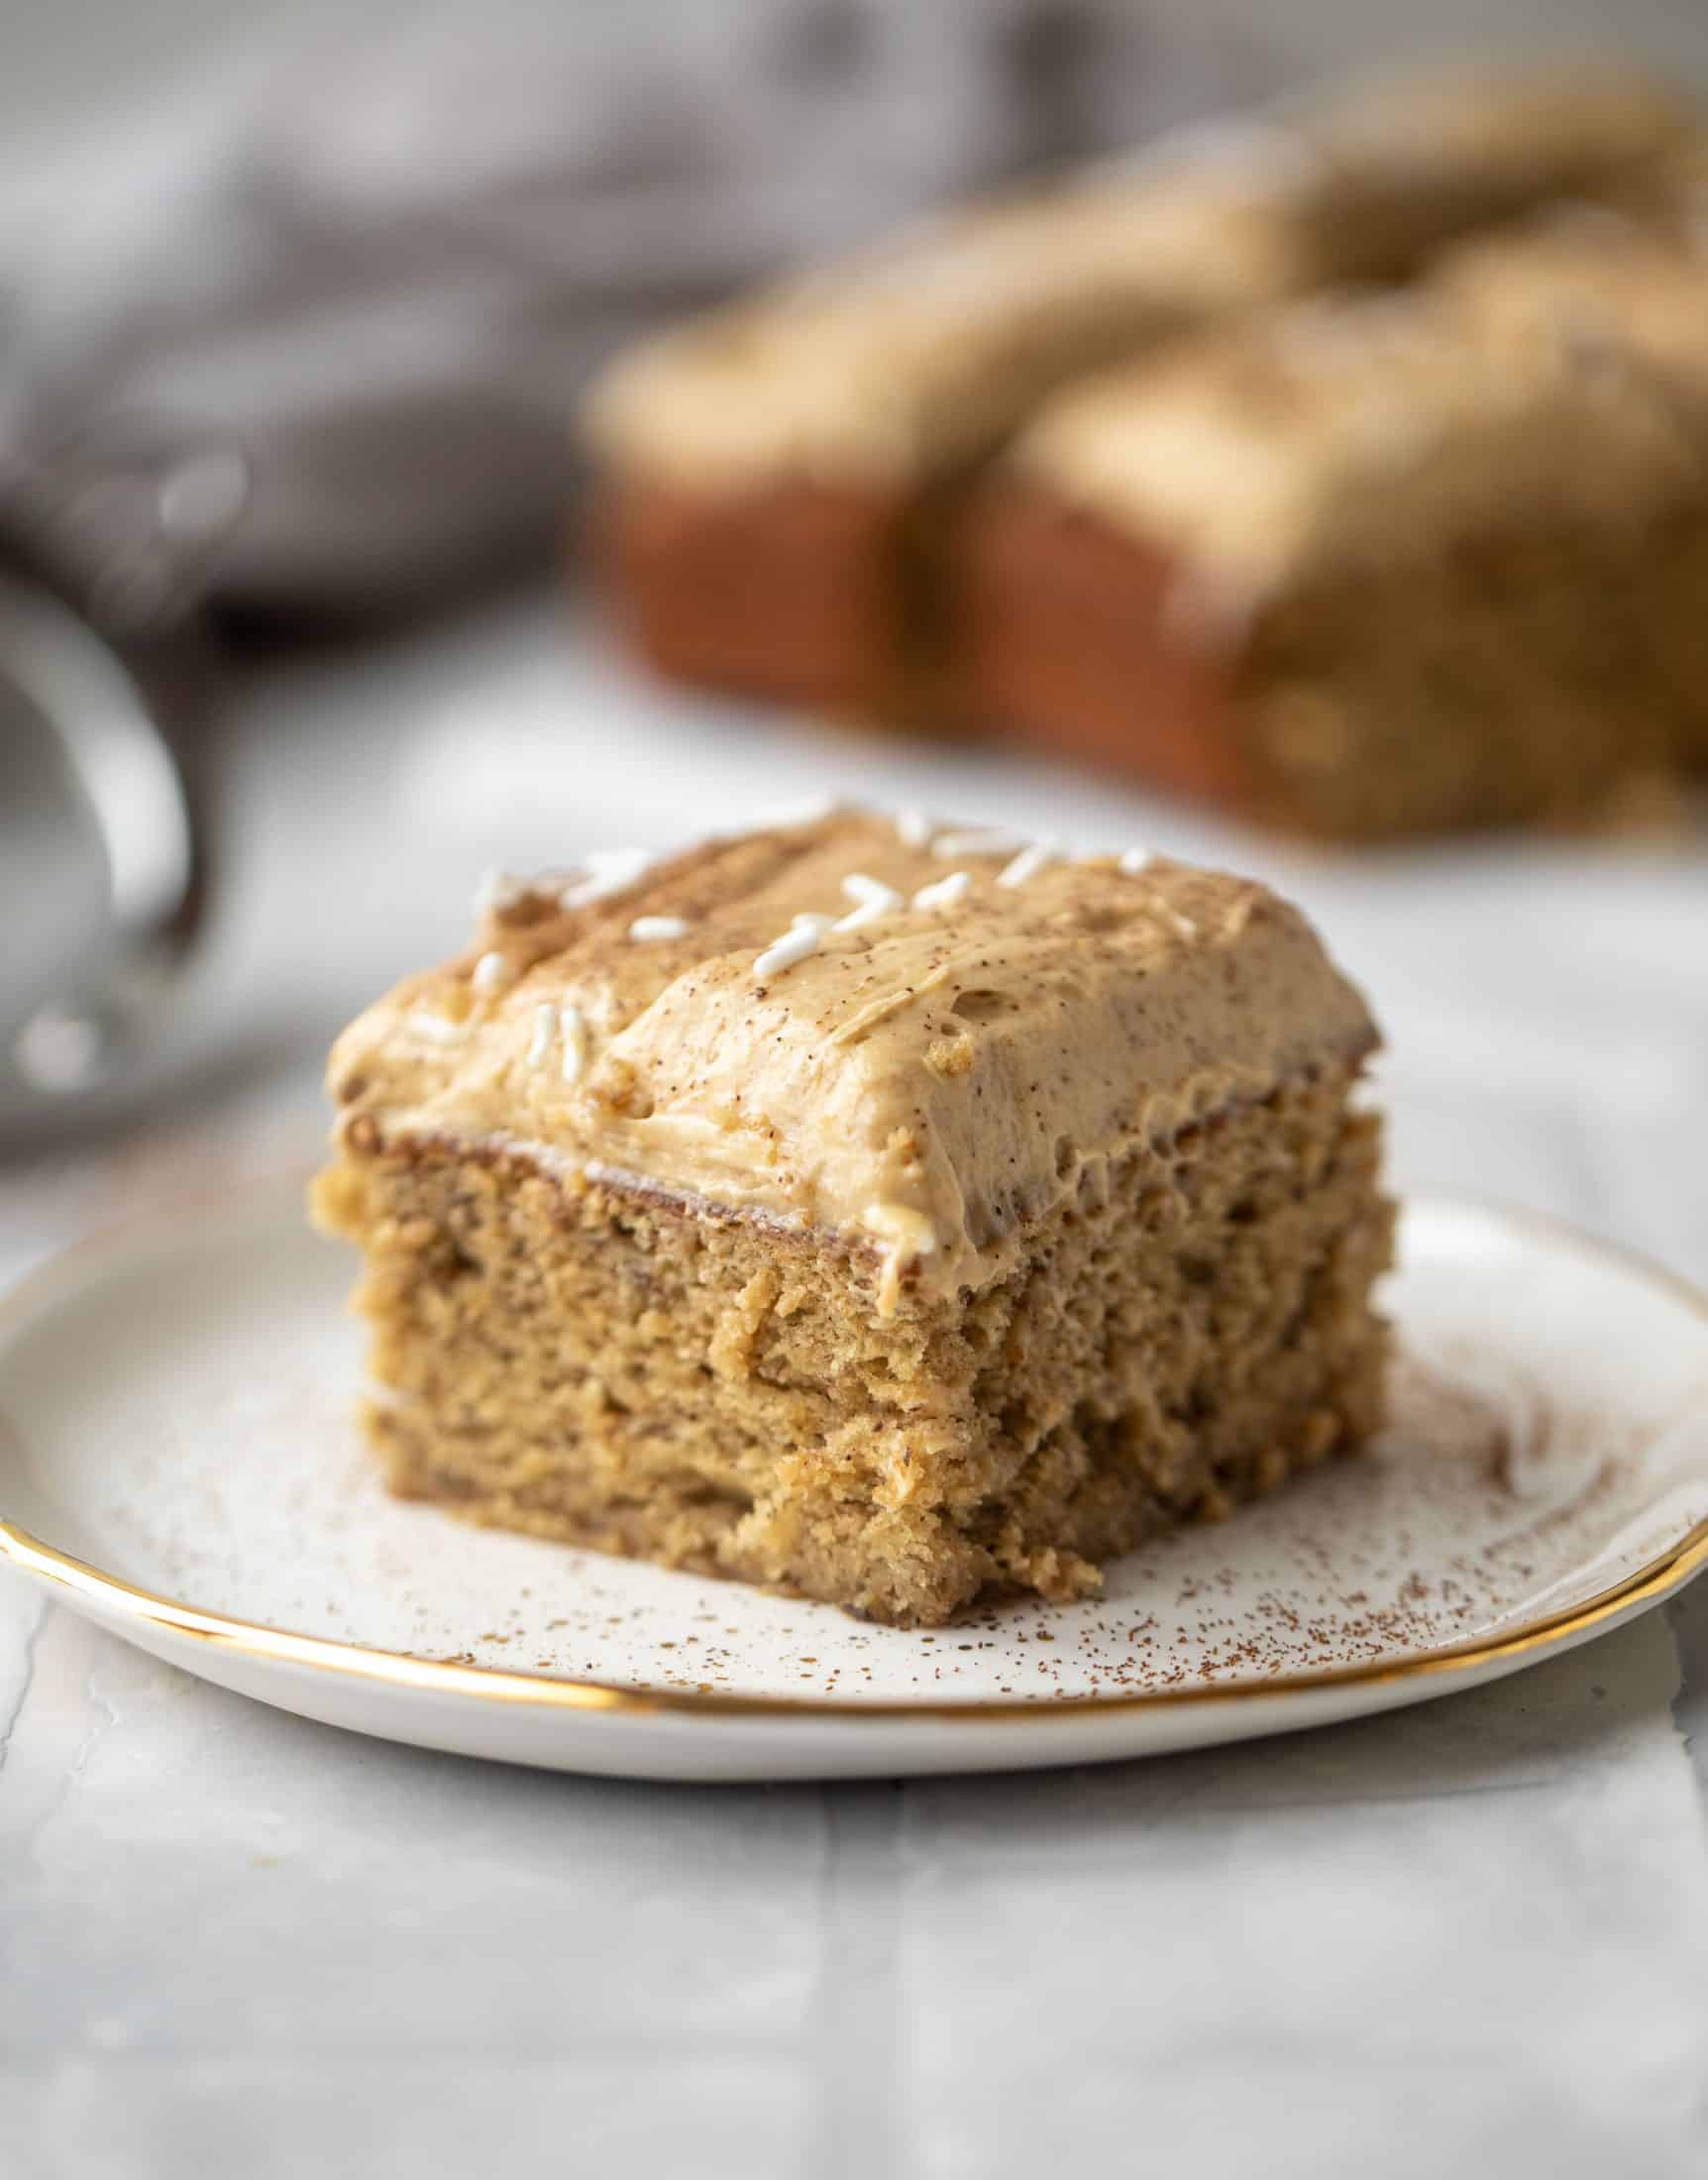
[4,591,1708,2179]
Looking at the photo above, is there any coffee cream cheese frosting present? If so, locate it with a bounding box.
[1004,281,1708,615]
[328,811,1377,1310]
[1433,212,1708,406]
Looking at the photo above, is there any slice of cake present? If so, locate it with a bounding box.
[965,280,1708,839]
[313,811,1392,1626]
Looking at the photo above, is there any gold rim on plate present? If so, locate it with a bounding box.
[1,1188,1706,1729]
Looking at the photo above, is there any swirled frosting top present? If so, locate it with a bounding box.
[327,810,1378,1307]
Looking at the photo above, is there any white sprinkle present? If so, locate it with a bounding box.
[472,950,512,995]
[526,1002,558,1068]
[474,868,527,917]
[792,912,835,933]
[753,923,825,982]
[913,870,971,912]
[560,1002,588,1083]
[864,1200,939,1319]
[931,827,1026,858]
[405,1011,466,1046]
[996,838,1058,889]
[843,872,901,909]
[895,808,933,848]
[560,847,651,911]
[1118,848,1196,936]
[628,915,690,942]
[834,873,905,931]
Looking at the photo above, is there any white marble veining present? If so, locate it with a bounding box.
[4,590,1708,2177]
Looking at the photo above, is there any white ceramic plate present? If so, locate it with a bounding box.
[2,1182,1706,1782]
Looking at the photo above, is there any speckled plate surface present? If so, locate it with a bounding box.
[2,1181,1706,1781]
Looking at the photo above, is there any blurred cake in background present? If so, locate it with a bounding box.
[964,277,1706,837]
[1292,63,1693,277]
[584,145,1335,720]
[1436,210,1708,783]
[585,61,1708,839]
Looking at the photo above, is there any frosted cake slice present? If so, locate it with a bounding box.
[313,811,1392,1624]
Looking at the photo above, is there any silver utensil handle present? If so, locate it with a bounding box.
[1,570,203,1105]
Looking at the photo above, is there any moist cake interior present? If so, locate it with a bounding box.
[315,1069,1388,1625]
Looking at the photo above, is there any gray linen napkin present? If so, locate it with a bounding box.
[0,0,1266,617]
